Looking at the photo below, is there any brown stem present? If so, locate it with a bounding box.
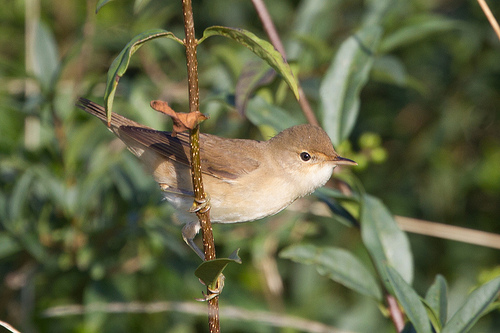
[251,0,319,126]
[181,0,220,332]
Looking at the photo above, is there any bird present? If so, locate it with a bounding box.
[77,98,357,259]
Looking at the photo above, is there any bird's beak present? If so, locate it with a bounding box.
[333,155,357,166]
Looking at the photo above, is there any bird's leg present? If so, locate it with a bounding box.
[182,219,225,299]
[182,222,205,260]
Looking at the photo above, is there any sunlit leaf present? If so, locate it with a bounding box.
[200,26,299,101]
[104,29,183,124]
[320,24,382,146]
[281,244,382,300]
[386,265,432,333]
[96,0,114,13]
[31,21,60,92]
[442,277,500,333]
[195,250,241,290]
[425,274,448,327]
[360,194,413,289]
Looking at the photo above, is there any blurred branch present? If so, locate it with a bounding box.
[478,0,500,40]
[251,0,319,126]
[42,301,353,333]
[288,199,500,250]
[395,216,500,250]
[0,321,21,333]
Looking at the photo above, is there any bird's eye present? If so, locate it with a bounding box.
[300,152,311,161]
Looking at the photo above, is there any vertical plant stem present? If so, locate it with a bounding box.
[181,0,220,332]
[251,0,319,126]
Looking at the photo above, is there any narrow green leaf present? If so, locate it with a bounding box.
[442,277,500,333]
[235,61,275,115]
[386,266,432,333]
[421,299,444,333]
[425,274,448,326]
[0,233,21,259]
[379,14,460,53]
[32,21,60,91]
[320,24,382,146]
[200,26,299,100]
[246,96,302,134]
[360,194,413,289]
[104,29,183,123]
[281,244,382,300]
[95,0,114,13]
[195,250,241,290]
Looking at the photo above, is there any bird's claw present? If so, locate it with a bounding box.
[189,194,211,214]
[195,274,225,302]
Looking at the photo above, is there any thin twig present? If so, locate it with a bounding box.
[287,199,500,250]
[396,216,500,250]
[42,301,353,333]
[478,0,500,40]
[181,0,219,332]
[251,0,319,126]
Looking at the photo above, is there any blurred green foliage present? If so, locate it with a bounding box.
[1,0,500,332]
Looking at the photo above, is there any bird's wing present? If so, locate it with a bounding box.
[119,127,261,181]
[77,98,261,181]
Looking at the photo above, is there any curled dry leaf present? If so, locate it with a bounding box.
[150,100,209,136]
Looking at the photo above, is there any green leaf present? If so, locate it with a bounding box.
[421,299,444,333]
[320,24,382,146]
[31,21,60,92]
[104,29,183,124]
[281,244,382,300]
[246,96,302,134]
[235,61,275,115]
[200,26,299,101]
[95,0,114,13]
[425,274,448,327]
[360,194,413,288]
[195,250,241,290]
[379,14,460,53]
[0,233,21,259]
[442,277,500,333]
[386,266,432,333]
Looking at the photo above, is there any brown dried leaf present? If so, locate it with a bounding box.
[150,100,208,136]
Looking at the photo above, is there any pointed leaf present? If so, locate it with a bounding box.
[200,26,299,100]
[235,61,275,115]
[281,244,382,300]
[386,266,432,333]
[195,250,241,290]
[380,14,460,53]
[31,21,60,91]
[320,24,382,146]
[442,277,500,333]
[425,274,448,326]
[104,29,183,123]
[246,96,302,133]
[95,0,113,13]
[360,194,413,289]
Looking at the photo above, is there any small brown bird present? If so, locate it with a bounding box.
[77,98,356,258]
